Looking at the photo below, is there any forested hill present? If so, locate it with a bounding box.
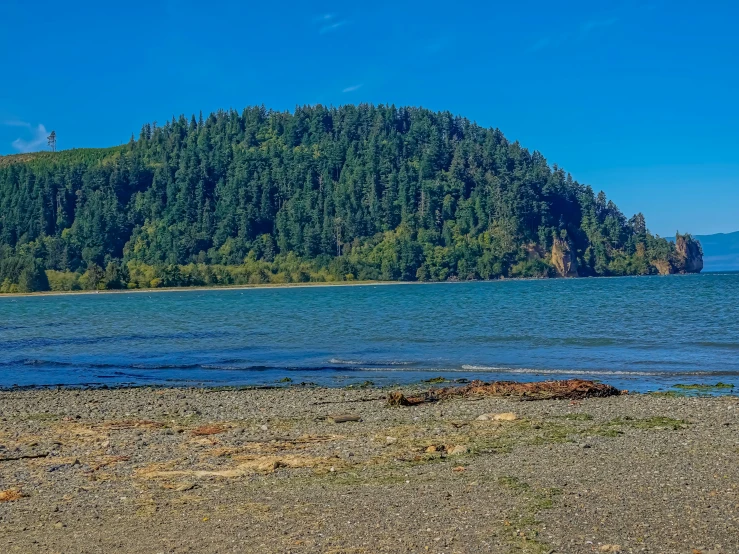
[0,105,702,293]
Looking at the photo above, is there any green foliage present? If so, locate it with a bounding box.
[0,254,49,293]
[0,105,699,292]
[46,270,81,291]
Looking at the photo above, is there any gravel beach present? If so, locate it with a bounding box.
[0,386,737,553]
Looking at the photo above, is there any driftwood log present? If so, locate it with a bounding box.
[387,379,622,406]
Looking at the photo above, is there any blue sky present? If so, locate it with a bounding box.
[1,0,737,236]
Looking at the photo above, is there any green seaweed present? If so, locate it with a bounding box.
[673,382,734,390]
[648,390,688,398]
[347,380,375,389]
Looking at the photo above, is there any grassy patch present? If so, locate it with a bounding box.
[552,413,594,421]
[615,416,689,429]
[589,426,624,438]
[497,475,531,492]
[588,416,689,435]
[494,478,560,554]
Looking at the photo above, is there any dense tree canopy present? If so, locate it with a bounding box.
[0,104,702,292]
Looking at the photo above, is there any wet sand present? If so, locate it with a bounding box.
[0,386,737,553]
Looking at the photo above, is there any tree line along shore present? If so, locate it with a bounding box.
[1,104,703,293]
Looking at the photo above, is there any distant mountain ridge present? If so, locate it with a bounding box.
[696,231,739,271]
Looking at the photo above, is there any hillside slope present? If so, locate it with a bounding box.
[696,231,739,271]
[0,105,702,292]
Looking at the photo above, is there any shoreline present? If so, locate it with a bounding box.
[0,272,714,299]
[0,385,736,553]
[0,379,736,397]
[0,278,489,299]
[0,278,418,299]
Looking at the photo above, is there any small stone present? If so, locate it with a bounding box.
[599,545,621,553]
[53,522,64,529]
[260,425,268,431]
[385,436,397,444]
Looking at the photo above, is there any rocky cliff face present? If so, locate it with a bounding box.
[651,260,672,276]
[651,234,704,275]
[674,234,704,274]
[551,238,578,277]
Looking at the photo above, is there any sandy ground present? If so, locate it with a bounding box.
[0,386,737,554]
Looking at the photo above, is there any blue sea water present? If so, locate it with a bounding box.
[1,274,738,392]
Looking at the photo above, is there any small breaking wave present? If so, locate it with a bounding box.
[461,365,739,377]
[328,358,416,366]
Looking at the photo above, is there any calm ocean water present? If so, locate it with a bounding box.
[1,274,738,392]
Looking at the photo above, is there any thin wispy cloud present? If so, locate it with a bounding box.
[310,11,348,34]
[4,120,32,128]
[527,15,618,53]
[320,20,347,34]
[3,121,50,153]
[580,17,619,36]
[342,84,363,93]
[314,13,335,22]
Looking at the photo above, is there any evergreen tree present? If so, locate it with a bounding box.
[0,104,702,292]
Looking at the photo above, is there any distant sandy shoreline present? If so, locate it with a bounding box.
[0,279,434,299]
[0,272,716,299]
